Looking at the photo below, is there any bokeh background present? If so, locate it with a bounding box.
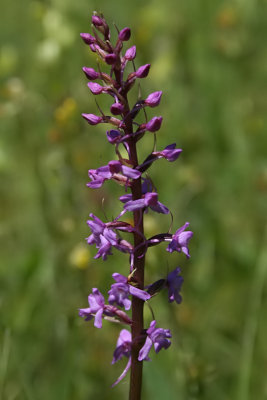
[1,0,267,399]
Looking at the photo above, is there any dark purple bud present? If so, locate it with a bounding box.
[136,64,151,78]
[82,113,102,125]
[125,46,136,60]
[106,129,122,144]
[87,82,104,95]
[82,67,100,80]
[80,33,95,45]
[110,102,124,115]
[119,27,131,41]
[145,91,162,107]
[92,15,104,27]
[146,116,163,132]
[105,53,117,65]
[89,43,97,52]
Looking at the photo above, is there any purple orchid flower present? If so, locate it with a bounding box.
[87,160,141,189]
[111,329,132,387]
[79,288,132,329]
[120,191,169,214]
[146,267,183,303]
[166,222,193,258]
[108,273,151,310]
[86,214,133,260]
[166,267,184,304]
[138,320,172,361]
[137,143,182,173]
[79,288,105,328]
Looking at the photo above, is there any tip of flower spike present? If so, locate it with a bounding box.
[92,15,104,27]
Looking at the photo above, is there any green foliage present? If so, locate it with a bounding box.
[1,0,267,398]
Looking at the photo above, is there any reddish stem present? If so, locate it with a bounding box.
[115,67,144,399]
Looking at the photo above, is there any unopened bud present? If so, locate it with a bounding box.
[82,113,102,125]
[87,82,104,95]
[80,33,95,45]
[92,15,104,27]
[119,27,131,41]
[144,91,162,107]
[105,53,117,65]
[135,64,151,78]
[82,67,100,80]
[146,116,163,132]
[125,46,136,61]
[110,103,124,115]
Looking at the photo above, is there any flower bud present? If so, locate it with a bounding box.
[144,91,162,107]
[89,43,97,52]
[105,53,117,65]
[119,27,131,41]
[82,113,102,125]
[80,33,95,45]
[146,116,163,132]
[92,15,104,27]
[87,82,104,95]
[110,102,124,115]
[135,64,151,78]
[125,46,136,60]
[82,67,100,80]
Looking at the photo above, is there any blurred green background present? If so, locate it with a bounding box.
[1,0,267,399]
